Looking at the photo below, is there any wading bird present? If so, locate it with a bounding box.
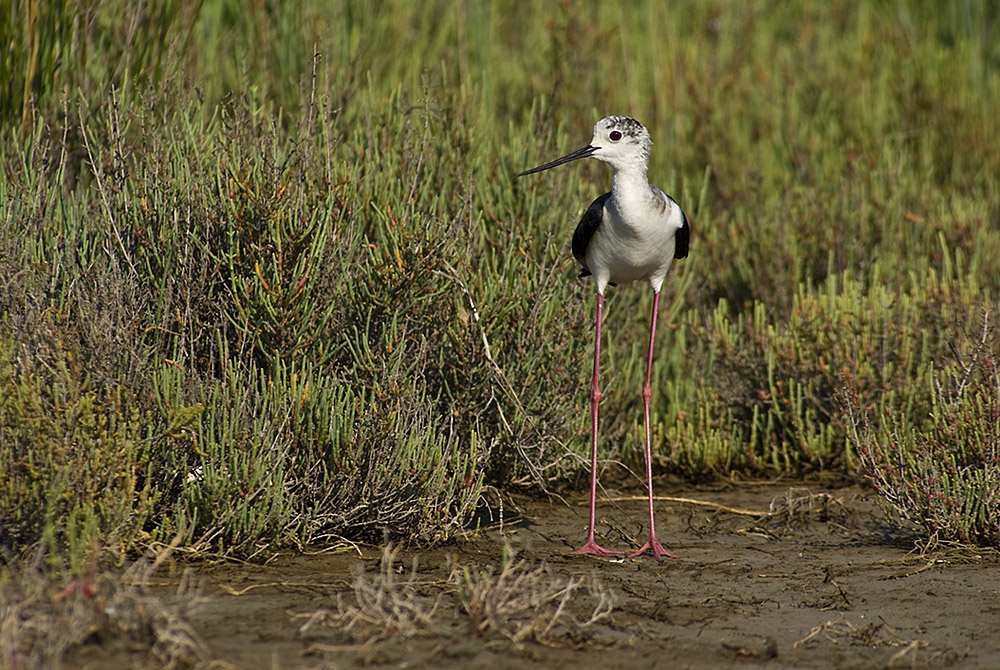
[518,116,689,560]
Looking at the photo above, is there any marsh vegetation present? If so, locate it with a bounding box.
[1,1,999,667]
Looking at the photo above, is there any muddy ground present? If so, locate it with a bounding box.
[66,480,1000,669]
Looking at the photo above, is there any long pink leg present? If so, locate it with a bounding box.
[629,291,678,560]
[574,292,622,557]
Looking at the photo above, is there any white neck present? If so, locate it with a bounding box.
[611,164,655,210]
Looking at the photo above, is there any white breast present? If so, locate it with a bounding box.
[586,189,683,291]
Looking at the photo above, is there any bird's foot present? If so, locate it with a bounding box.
[573,539,623,558]
[628,536,678,561]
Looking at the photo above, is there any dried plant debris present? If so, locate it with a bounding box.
[450,545,617,647]
[0,557,209,670]
[302,545,445,643]
[793,616,969,667]
[297,544,618,653]
[765,488,852,529]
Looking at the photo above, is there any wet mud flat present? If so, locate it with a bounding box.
[69,481,1000,669]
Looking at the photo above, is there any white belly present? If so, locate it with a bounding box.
[586,228,676,283]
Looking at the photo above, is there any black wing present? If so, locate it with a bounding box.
[572,192,610,277]
[669,195,690,259]
[674,210,690,259]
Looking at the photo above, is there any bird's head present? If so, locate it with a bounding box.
[588,116,651,170]
[518,115,651,177]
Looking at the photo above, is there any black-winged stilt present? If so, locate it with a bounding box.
[519,116,689,560]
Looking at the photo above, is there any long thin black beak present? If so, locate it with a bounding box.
[517,145,597,177]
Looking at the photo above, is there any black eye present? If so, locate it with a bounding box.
[609,130,622,141]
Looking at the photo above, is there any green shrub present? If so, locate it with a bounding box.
[1,1,999,564]
[846,313,1000,547]
[0,321,187,569]
[662,263,994,478]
